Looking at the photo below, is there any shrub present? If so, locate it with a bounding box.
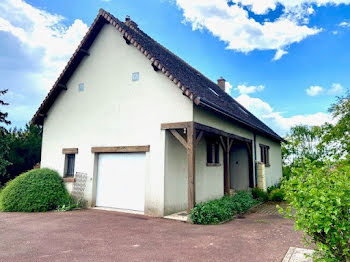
[190,191,259,225]
[280,162,350,261]
[267,183,281,193]
[269,188,285,201]
[251,187,269,201]
[0,168,71,212]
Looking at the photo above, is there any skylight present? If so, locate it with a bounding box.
[209,88,219,96]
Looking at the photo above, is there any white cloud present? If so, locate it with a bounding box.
[328,83,344,94]
[306,85,323,96]
[225,81,233,94]
[339,21,350,27]
[175,0,350,60]
[236,94,333,135]
[0,0,88,92]
[234,0,350,15]
[236,84,265,94]
[176,0,320,56]
[273,49,288,61]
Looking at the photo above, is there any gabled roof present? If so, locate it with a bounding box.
[31,9,284,142]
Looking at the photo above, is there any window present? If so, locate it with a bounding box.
[132,72,139,81]
[259,144,270,167]
[207,139,220,166]
[65,154,75,177]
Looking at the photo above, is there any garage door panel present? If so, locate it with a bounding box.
[96,153,146,211]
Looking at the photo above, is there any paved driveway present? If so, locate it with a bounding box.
[0,203,304,262]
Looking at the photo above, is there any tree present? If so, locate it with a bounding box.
[282,91,350,171]
[0,89,11,133]
[3,124,42,185]
[321,91,350,162]
[282,125,327,178]
[0,89,11,182]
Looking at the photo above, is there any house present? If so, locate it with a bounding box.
[31,9,284,217]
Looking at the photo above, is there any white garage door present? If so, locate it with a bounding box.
[96,153,146,212]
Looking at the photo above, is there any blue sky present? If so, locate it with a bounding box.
[0,0,349,135]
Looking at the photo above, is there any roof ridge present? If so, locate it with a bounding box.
[31,9,283,141]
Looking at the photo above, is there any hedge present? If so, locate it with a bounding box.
[0,168,71,212]
[190,191,259,224]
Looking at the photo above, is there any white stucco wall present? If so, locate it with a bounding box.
[194,107,282,189]
[256,135,283,188]
[195,138,224,203]
[164,130,224,216]
[164,131,187,215]
[40,24,193,216]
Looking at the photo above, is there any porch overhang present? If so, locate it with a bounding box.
[161,121,254,214]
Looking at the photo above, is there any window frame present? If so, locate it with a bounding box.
[65,153,76,177]
[206,138,220,166]
[259,144,270,167]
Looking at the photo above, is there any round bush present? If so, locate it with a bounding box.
[0,168,71,212]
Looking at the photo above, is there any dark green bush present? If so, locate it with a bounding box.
[0,168,71,212]
[269,188,285,201]
[190,191,259,225]
[251,187,269,201]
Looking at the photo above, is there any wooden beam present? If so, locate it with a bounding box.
[169,129,187,148]
[91,145,150,153]
[228,139,234,152]
[194,122,252,143]
[195,131,203,146]
[62,148,78,154]
[219,136,226,152]
[187,122,196,213]
[38,113,47,118]
[79,48,90,56]
[152,64,160,72]
[57,83,67,90]
[161,122,191,130]
[123,35,131,45]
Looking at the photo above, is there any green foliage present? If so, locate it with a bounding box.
[282,125,328,168]
[0,168,71,212]
[267,183,281,193]
[321,91,350,162]
[0,89,11,179]
[190,191,258,225]
[251,187,269,201]
[280,161,350,261]
[282,92,350,171]
[1,124,42,186]
[0,89,11,133]
[57,199,84,212]
[0,132,10,179]
[269,188,285,201]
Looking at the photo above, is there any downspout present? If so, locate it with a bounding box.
[254,133,257,187]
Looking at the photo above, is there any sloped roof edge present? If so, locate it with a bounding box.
[31,9,284,142]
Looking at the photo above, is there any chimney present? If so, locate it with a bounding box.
[125,15,138,29]
[217,77,226,91]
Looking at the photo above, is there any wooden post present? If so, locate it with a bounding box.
[187,122,196,213]
[222,137,233,195]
